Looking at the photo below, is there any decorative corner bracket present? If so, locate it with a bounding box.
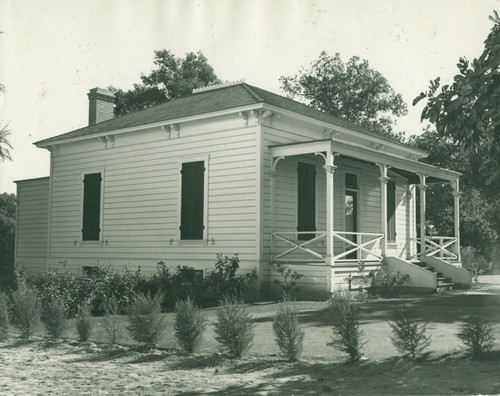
[323,129,340,139]
[272,156,285,175]
[98,135,115,149]
[316,152,339,173]
[262,110,274,126]
[162,124,180,139]
[238,111,249,127]
[47,145,60,156]
[371,142,384,150]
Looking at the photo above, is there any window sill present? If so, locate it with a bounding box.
[387,242,398,249]
[176,239,208,247]
[77,240,106,247]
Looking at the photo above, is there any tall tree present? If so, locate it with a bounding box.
[111,50,220,116]
[414,12,500,189]
[280,51,408,138]
[0,193,16,289]
[409,129,498,261]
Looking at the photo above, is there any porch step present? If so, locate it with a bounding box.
[413,261,455,291]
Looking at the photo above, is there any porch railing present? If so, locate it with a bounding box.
[411,236,458,261]
[273,231,326,263]
[332,232,384,262]
[272,231,383,264]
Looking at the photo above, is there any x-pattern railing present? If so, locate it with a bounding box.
[333,232,384,262]
[272,231,383,263]
[411,236,458,260]
[273,231,326,262]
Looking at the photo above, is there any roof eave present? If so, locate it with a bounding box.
[261,103,428,159]
[34,102,266,148]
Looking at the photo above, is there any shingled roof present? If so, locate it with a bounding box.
[35,82,409,147]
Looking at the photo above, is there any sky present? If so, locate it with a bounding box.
[0,0,498,194]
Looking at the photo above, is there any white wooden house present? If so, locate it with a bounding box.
[15,82,471,297]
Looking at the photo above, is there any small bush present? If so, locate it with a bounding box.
[76,304,93,342]
[41,297,68,339]
[206,253,257,301]
[376,270,410,298]
[273,301,304,361]
[461,247,492,283]
[174,297,206,353]
[127,292,165,349]
[389,305,431,360]
[11,283,41,339]
[327,291,364,362]
[272,263,304,300]
[457,315,495,359]
[102,295,123,346]
[214,297,254,358]
[0,292,9,340]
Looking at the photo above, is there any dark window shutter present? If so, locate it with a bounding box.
[387,181,396,242]
[181,161,205,240]
[297,162,316,240]
[82,173,101,241]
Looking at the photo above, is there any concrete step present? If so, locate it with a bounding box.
[436,282,454,292]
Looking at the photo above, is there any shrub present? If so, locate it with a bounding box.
[376,270,410,298]
[41,297,68,339]
[457,315,495,359]
[127,292,165,349]
[174,297,206,353]
[206,253,257,301]
[76,304,93,342]
[389,305,431,360]
[102,295,123,346]
[272,301,304,361]
[461,247,492,283]
[29,264,146,318]
[30,270,95,318]
[11,283,41,339]
[0,292,9,340]
[272,263,304,300]
[214,297,254,358]
[327,291,364,362]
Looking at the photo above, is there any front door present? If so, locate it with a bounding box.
[345,173,359,259]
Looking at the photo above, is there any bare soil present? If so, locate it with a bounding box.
[1,275,500,395]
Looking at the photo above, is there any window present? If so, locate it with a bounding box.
[387,180,396,242]
[82,266,99,276]
[180,161,205,240]
[297,162,316,240]
[82,173,102,241]
[345,173,359,259]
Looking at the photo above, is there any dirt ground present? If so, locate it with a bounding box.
[1,275,500,395]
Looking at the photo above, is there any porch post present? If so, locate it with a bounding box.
[452,179,461,262]
[405,185,414,260]
[270,157,285,262]
[324,150,337,293]
[377,164,390,257]
[417,174,427,256]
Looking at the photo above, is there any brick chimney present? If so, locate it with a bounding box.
[87,88,115,126]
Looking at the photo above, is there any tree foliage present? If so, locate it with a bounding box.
[409,129,498,261]
[0,84,12,161]
[280,51,408,138]
[414,12,500,189]
[0,193,16,288]
[110,50,220,116]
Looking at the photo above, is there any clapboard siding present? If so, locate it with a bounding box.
[46,115,260,273]
[15,178,50,273]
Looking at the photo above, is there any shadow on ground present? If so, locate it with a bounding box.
[205,351,500,395]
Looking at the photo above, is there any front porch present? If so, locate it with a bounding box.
[268,139,463,292]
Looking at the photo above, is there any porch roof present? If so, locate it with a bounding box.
[270,139,460,183]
